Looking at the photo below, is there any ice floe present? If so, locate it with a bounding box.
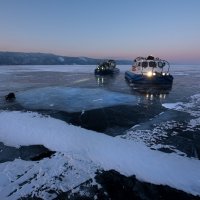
[16,87,137,112]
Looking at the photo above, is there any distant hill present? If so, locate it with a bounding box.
[0,52,132,65]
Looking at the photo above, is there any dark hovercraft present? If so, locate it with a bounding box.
[94,60,120,75]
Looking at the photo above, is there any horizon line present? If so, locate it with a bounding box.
[0,50,200,65]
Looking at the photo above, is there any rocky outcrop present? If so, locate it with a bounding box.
[5,92,16,101]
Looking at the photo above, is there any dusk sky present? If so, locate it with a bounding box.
[0,0,200,63]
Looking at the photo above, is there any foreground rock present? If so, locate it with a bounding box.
[5,92,16,101]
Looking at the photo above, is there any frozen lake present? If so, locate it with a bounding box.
[0,64,200,199]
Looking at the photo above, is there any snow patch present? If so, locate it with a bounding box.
[79,57,87,62]
[162,102,183,110]
[58,57,65,62]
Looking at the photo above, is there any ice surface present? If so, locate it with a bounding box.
[16,87,137,112]
[0,110,200,197]
[163,93,200,117]
[0,152,98,200]
[162,102,183,110]
[0,65,95,74]
[0,65,130,74]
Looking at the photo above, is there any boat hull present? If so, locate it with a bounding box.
[125,71,173,85]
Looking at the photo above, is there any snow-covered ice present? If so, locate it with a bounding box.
[0,152,98,200]
[0,110,200,197]
[163,93,200,117]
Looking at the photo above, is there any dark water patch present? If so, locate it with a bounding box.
[40,103,165,136]
[0,142,20,163]
[122,109,200,158]
[21,146,55,161]
[0,97,25,111]
[164,131,200,159]
[150,118,200,159]
[0,142,54,163]
[56,170,200,200]
[1,98,165,136]
[19,197,43,200]
[30,150,55,161]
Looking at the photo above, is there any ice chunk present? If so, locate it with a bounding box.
[16,87,137,112]
[162,102,183,110]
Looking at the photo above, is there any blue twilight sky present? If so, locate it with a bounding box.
[0,0,200,63]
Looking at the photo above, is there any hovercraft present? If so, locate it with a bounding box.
[125,56,173,85]
[94,60,120,75]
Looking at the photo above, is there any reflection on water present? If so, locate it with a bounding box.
[96,76,105,86]
[95,74,118,87]
[127,81,172,101]
[145,93,166,100]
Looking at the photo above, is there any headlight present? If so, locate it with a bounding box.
[153,72,156,76]
[162,72,165,76]
[147,71,153,77]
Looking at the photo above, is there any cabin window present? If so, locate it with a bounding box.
[142,61,148,68]
[158,62,163,68]
[162,62,166,67]
[149,61,156,68]
[158,62,166,68]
